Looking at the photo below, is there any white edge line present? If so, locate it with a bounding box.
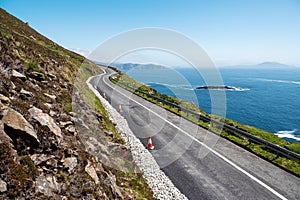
[93,69,288,200]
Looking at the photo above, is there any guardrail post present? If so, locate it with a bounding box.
[197,114,201,123]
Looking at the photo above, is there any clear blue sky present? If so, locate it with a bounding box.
[1,0,300,66]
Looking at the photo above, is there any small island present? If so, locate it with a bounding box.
[196,85,236,90]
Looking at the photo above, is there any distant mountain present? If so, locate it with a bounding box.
[111,63,168,71]
[222,62,298,69]
[256,62,296,68]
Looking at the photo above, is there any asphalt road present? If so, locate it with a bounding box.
[90,67,300,200]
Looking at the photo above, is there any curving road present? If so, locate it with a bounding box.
[90,67,300,200]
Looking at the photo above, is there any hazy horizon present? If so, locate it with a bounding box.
[95,60,300,69]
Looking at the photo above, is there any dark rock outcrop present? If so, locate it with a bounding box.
[28,106,63,142]
[28,71,45,81]
[0,103,40,147]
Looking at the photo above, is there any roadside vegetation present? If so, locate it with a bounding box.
[109,66,300,176]
[75,63,155,199]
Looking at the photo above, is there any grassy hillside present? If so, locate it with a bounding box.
[0,8,154,199]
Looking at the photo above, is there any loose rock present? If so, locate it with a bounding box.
[0,179,7,193]
[65,125,76,134]
[28,71,45,81]
[108,175,123,199]
[35,174,60,196]
[11,69,26,81]
[62,157,77,173]
[28,106,63,142]
[1,103,40,146]
[44,103,52,109]
[0,94,10,103]
[47,73,57,80]
[30,154,55,165]
[20,88,34,97]
[49,110,57,117]
[44,93,56,101]
[85,160,99,185]
[59,121,73,128]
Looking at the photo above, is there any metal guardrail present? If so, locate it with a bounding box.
[109,77,300,163]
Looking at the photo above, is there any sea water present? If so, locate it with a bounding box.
[124,67,300,142]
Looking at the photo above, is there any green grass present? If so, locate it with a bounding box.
[0,143,38,197]
[109,67,300,176]
[24,59,40,72]
[75,62,125,144]
[221,117,300,154]
[109,167,155,200]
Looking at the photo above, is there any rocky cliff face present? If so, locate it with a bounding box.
[0,8,153,199]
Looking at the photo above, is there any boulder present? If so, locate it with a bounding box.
[69,112,77,117]
[44,103,53,109]
[46,158,58,169]
[10,81,16,90]
[59,121,73,128]
[27,81,41,92]
[30,35,37,41]
[28,71,45,81]
[35,174,60,196]
[49,110,57,117]
[0,179,7,193]
[85,160,99,185]
[11,69,26,81]
[0,94,10,103]
[108,174,123,199]
[28,107,62,142]
[30,154,55,165]
[51,59,58,65]
[85,137,109,156]
[62,157,77,173]
[47,73,57,80]
[105,131,114,138]
[44,93,56,101]
[20,88,34,97]
[60,82,68,89]
[65,125,76,134]
[0,121,13,144]
[0,103,40,147]
[41,80,48,85]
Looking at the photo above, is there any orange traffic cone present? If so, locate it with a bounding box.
[118,104,123,113]
[148,136,154,150]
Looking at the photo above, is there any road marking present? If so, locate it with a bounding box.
[97,71,287,200]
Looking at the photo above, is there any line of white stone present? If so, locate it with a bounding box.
[87,76,188,200]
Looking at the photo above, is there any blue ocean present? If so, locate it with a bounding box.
[124,66,300,142]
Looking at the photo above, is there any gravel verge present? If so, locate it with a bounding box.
[87,76,188,200]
